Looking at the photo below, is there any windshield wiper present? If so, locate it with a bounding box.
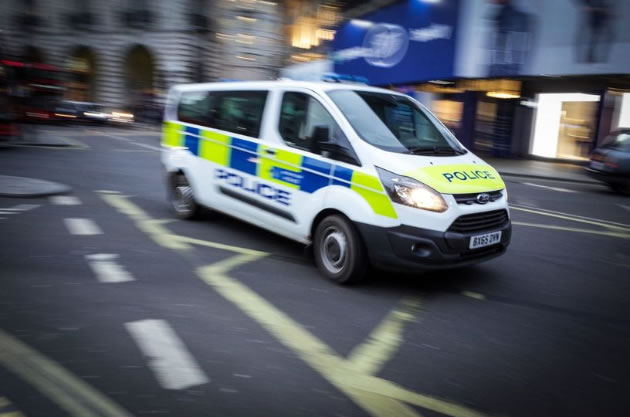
[407,146,466,155]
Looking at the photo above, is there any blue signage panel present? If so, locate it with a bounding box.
[332,0,459,85]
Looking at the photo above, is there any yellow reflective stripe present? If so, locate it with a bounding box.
[258,147,302,190]
[351,171,397,219]
[405,164,504,194]
[199,129,231,166]
[161,121,182,147]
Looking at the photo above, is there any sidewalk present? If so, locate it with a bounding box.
[485,157,598,184]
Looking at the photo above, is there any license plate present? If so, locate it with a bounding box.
[590,161,605,171]
[469,231,502,250]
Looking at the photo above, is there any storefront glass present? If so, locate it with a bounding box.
[531,93,600,160]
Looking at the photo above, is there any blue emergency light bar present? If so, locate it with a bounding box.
[321,73,369,84]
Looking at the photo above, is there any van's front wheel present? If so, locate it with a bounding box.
[313,215,367,285]
[168,173,201,220]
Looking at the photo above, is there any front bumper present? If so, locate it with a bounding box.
[356,220,511,272]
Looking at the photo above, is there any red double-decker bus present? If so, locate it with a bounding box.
[1,59,66,122]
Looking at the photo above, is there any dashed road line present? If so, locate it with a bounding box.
[125,319,210,390]
[0,330,133,417]
[523,182,577,193]
[85,254,135,283]
[93,132,161,151]
[50,195,81,205]
[0,204,40,220]
[64,218,103,236]
[1,204,40,211]
[620,204,630,212]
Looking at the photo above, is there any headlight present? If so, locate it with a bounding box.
[376,167,447,213]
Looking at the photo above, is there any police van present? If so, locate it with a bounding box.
[161,80,511,284]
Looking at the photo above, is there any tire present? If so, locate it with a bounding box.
[313,214,368,285]
[168,173,201,220]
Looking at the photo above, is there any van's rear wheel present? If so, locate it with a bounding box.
[313,215,367,285]
[169,173,201,220]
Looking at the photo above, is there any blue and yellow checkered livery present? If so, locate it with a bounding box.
[162,121,397,219]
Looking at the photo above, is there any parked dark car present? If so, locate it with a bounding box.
[586,129,630,193]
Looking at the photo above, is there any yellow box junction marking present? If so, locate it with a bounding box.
[101,191,488,417]
[0,331,133,417]
[347,297,422,375]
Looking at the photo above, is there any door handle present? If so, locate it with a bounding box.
[264,148,276,156]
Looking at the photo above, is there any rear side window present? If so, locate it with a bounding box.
[213,91,268,138]
[177,91,213,126]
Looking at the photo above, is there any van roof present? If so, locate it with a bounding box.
[171,80,404,96]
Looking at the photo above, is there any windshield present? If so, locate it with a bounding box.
[327,90,466,155]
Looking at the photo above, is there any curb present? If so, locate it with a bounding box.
[11,142,73,148]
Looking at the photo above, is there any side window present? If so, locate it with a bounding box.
[213,91,268,138]
[177,91,213,126]
[279,92,342,152]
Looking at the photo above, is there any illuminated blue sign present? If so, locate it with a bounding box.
[332,0,459,85]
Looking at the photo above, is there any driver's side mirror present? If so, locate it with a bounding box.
[311,125,330,144]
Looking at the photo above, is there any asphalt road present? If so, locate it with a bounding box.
[1,125,629,417]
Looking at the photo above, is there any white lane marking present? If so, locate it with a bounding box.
[510,203,630,229]
[125,319,209,390]
[620,205,630,212]
[85,254,134,283]
[100,133,161,151]
[523,182,577,193]
[64,218,103,235]
[462,291,486,300]
[50,195,81,205]
[124,141,161,151]
[1,204,41,211]
[0,211,17,215]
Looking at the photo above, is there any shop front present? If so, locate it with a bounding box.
[330,0,630,160]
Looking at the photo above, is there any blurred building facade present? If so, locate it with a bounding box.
[0,0,286,109]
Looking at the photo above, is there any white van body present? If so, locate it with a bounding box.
[162,80,511,283]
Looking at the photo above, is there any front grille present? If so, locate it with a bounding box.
[454,190,503,205]
[448,209,509,234]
